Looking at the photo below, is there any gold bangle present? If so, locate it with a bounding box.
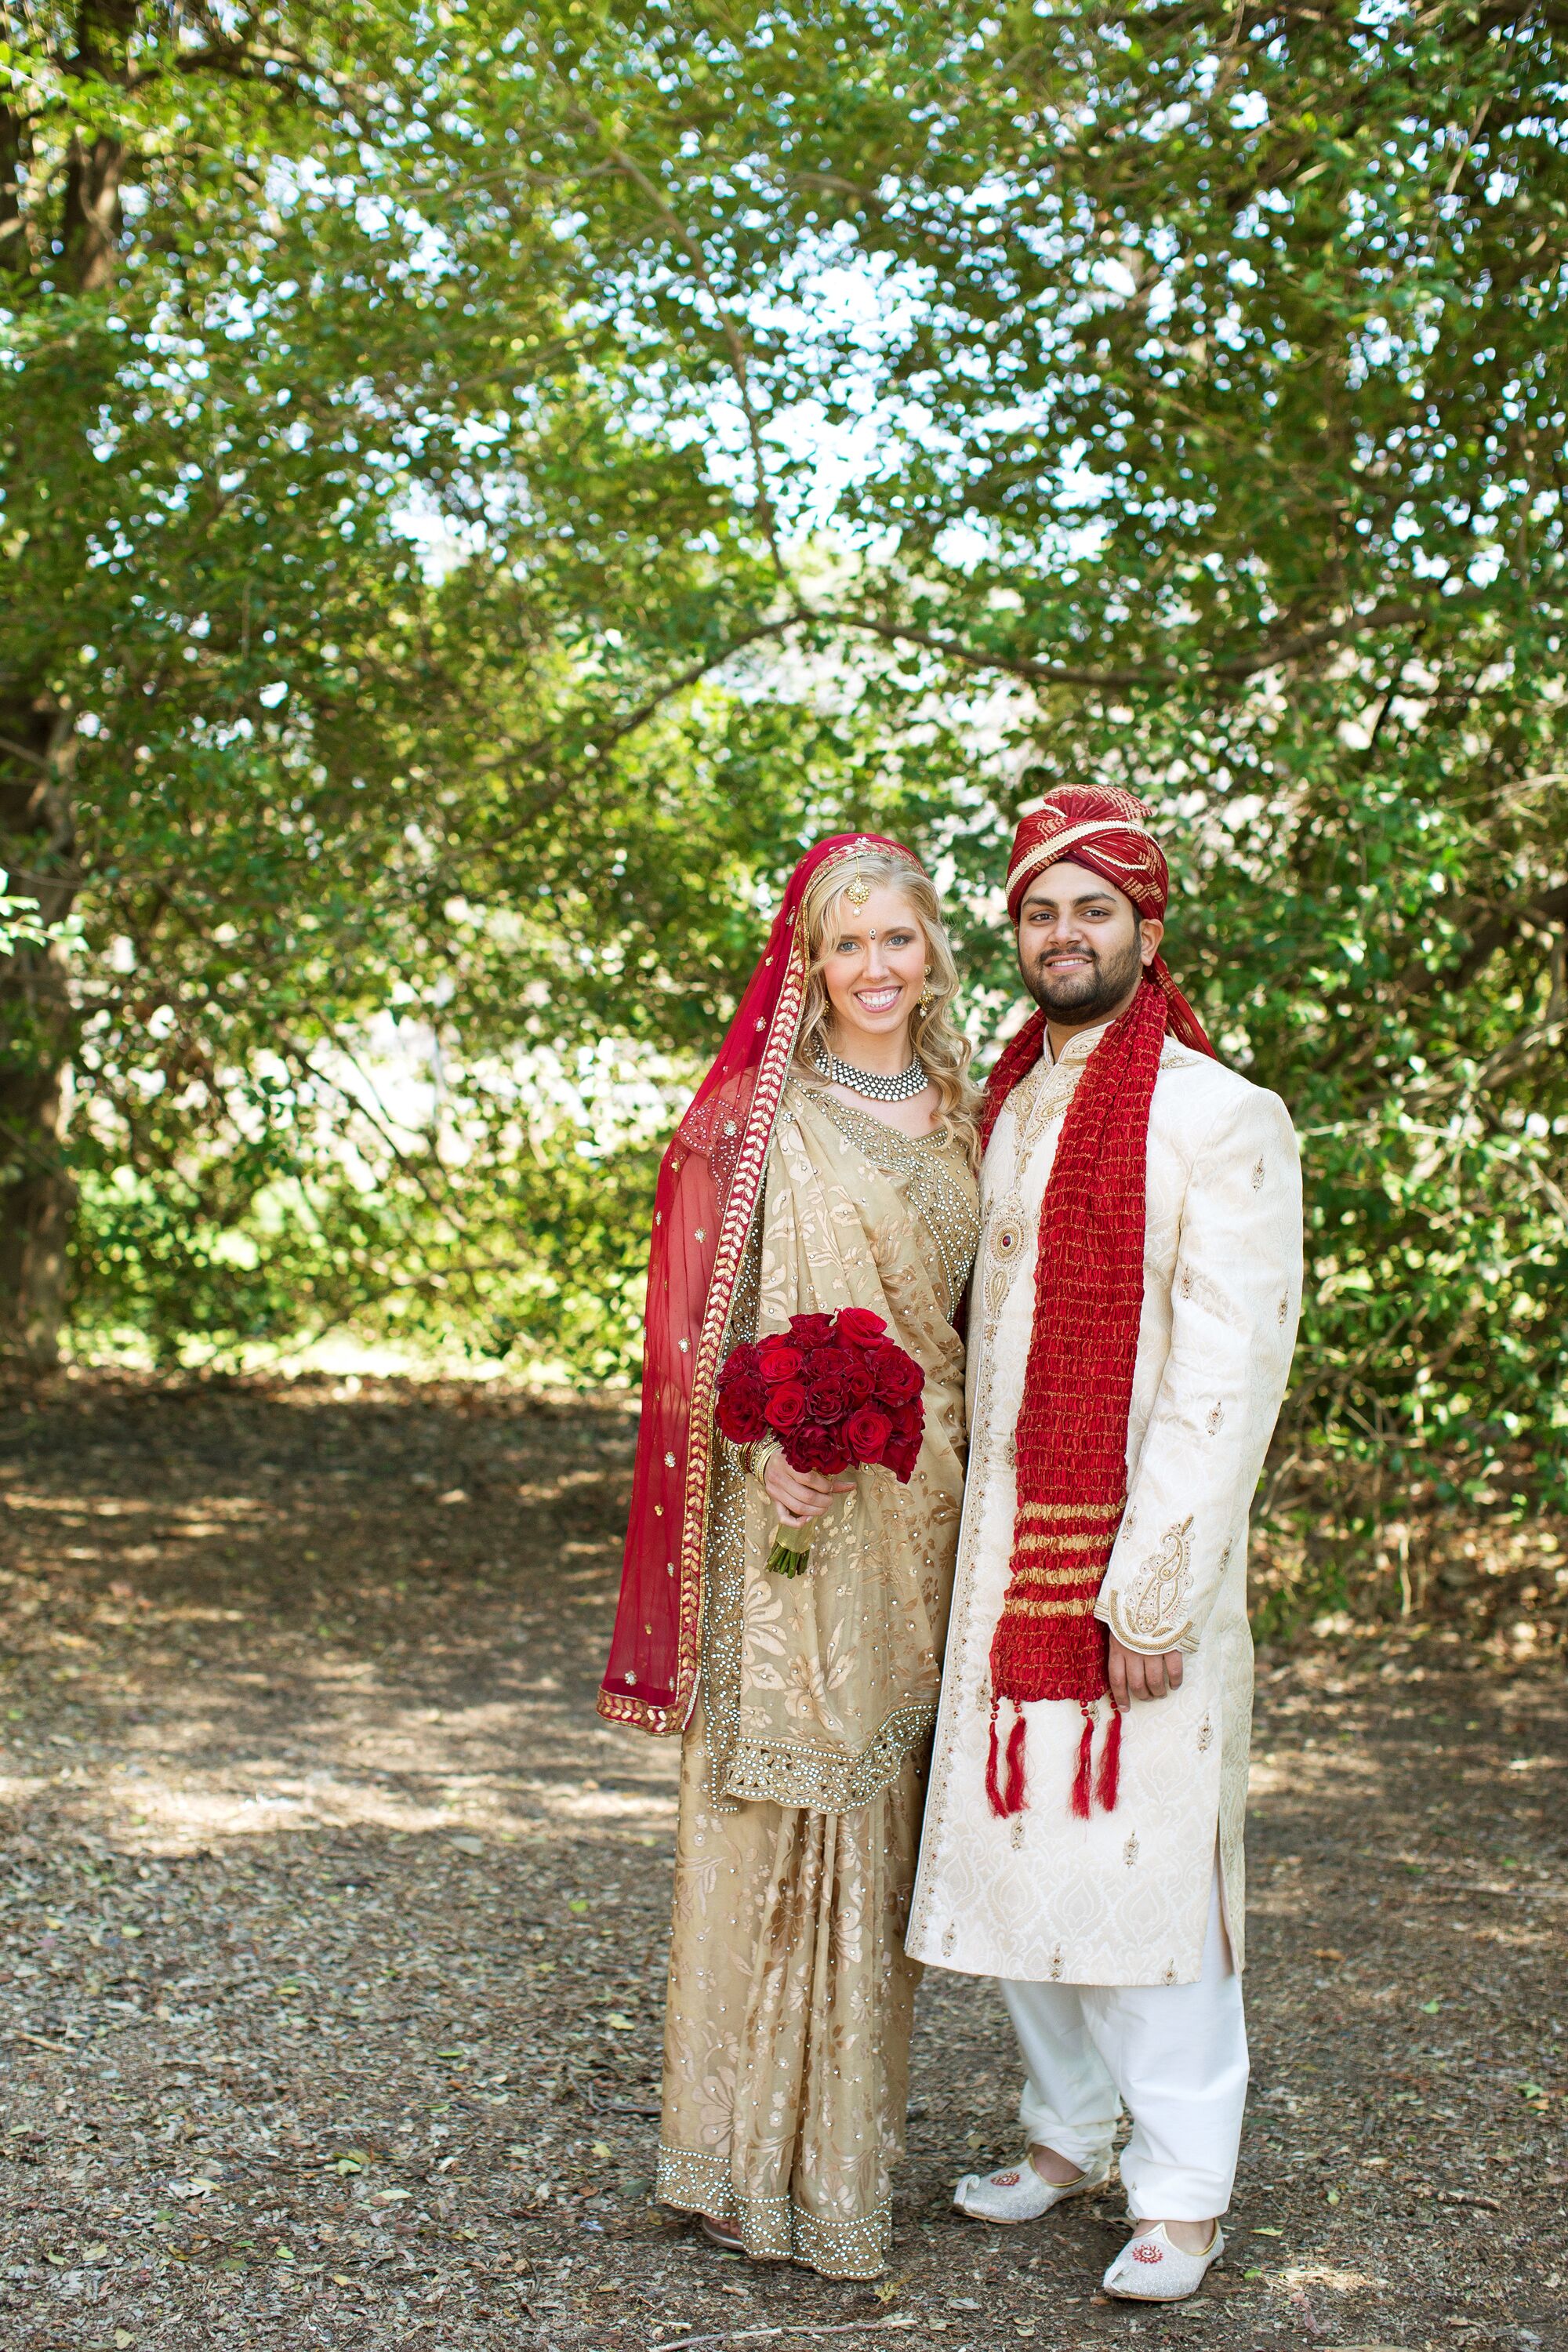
[746,1437,782,1486]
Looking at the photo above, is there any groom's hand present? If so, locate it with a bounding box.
[1107,1636,1184,1707]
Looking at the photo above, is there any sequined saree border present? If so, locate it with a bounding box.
[655,2142,891,2280]
[719,1700,938,1812]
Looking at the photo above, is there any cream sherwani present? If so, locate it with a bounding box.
[908,1022,1302,1991]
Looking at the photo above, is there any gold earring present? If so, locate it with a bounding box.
[919,965,933,1012]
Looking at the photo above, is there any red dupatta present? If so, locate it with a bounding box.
[598,833,928,1735]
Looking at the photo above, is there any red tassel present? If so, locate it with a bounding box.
[1069,1704,1095,1820]
[985,1699,1007,1817]
[1003,1708,1028,1816]
[1097,1705,1122,1813]
[986,1699,1029,1818]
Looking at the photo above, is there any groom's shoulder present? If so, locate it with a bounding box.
[1152,1044,1296,1148]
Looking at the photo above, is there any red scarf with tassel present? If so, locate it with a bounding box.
[980,787,1217,1820]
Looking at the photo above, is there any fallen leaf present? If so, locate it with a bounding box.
[591,2140,612,2159]
[604,2012,633,2031]
[449,1836,485,1856]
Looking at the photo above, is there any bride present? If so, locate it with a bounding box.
[600,833,981,2278]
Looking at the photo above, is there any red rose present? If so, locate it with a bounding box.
[807,1377,848,1422]
[757,1337,806,1385]
[791,1423,851,1475]
[841,1356,876,1406]
[715,1373,768,1444]
[764,1381,809,1432]
[837,1307,888,1348]
[873,1350,923,1406]
[724,1341,761,1378]
[807,1345,855,1382]
[844,1405,893,1465]
[891,1396,924,1443]
[885,1430,920,1482]
[789,1312,835,1348]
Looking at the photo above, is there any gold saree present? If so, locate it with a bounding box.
[656,1079,979,2276]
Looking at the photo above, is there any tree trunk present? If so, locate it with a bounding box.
[0,1020,75,1367]
[0,713,79,1367]
[0,1,138,1361]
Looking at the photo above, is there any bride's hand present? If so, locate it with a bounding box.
[763,1453,854,1528]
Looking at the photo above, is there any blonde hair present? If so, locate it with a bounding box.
[793,848,981,1168]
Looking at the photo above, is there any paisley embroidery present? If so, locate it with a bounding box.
[1205,1401,1225,1436]
[1117,1515,1194,1646]
[1250,1155,1265,1190]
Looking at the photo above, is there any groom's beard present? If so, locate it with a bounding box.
[1020,927,1145,1023]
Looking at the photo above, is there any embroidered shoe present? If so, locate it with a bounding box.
[1101,2222,1224,2301]
[953,2153,1109,2224]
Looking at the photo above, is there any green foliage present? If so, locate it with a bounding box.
[2,3,1565,1526]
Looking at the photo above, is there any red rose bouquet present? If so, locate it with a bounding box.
[713,1308,926,1576]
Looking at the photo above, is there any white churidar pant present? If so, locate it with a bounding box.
[998,1867,1248,2220]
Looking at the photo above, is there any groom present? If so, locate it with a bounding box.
[906,785,1302,2303]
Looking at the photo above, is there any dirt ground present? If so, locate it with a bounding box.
[0,1374,1562,2352]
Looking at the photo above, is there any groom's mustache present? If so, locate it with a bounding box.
[1030,942,1101,975]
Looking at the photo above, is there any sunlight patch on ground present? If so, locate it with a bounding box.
[1281,2263,1386,2292]
[18,1759,680,1853]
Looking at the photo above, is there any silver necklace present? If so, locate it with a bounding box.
[814,1040,929,1103]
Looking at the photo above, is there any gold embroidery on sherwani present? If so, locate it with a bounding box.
[1103,1513,1196,1653]
[658,1079,978,2278]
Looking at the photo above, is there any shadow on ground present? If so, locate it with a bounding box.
[0,1374,1562,2351]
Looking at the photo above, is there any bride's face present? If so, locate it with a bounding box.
[818,884,927,1056]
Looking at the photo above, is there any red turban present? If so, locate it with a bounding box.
[978,786,1216,1824]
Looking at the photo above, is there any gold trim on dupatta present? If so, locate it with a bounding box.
[595,907,810,1734]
